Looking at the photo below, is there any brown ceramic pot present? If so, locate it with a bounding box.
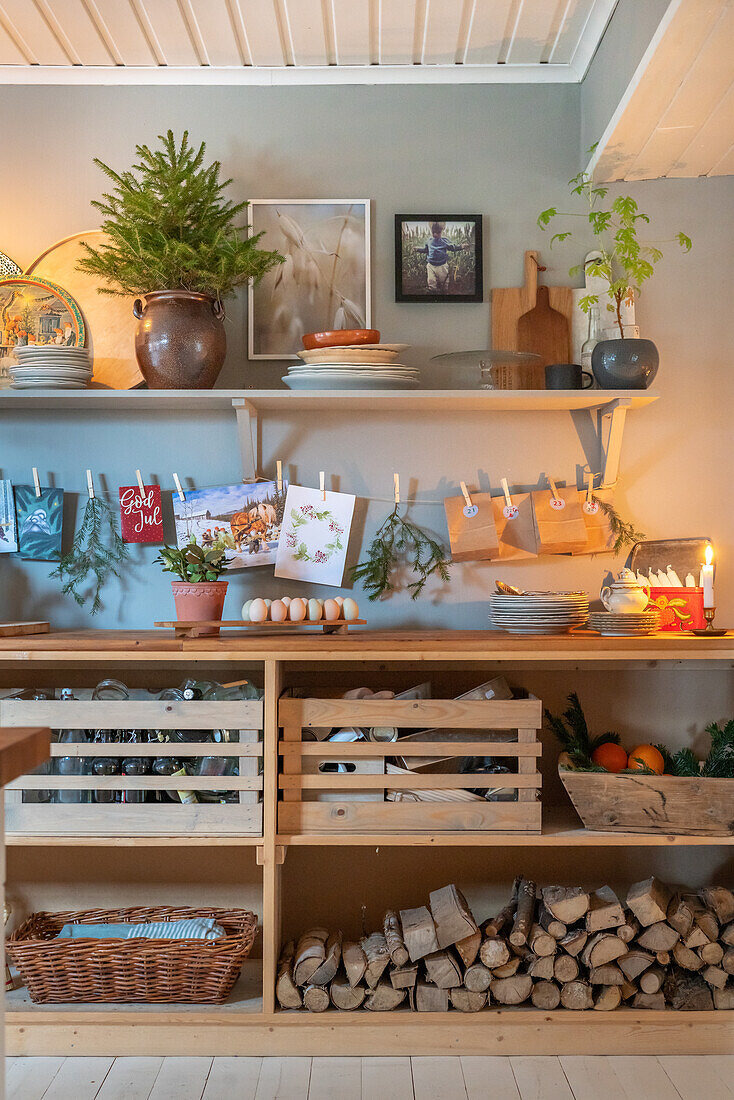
[133,291,226,389]
[171,580,228,636]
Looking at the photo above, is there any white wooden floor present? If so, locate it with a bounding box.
[6,1056,734,1099]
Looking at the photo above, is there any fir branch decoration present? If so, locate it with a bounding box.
[50,497,128,614]
[703,720,734,779]
[350,504,450,601]
[669,747,700,777]
[545,692,620,770]
[77,130,283,299]
[592,494,644,554]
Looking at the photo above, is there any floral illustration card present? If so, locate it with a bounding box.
[274,485,355,587]
[0,480,18,553]
[14,484,63,560]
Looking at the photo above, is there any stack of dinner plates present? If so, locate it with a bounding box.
[489,592,589,635]
[283,344,419,390]
[588,610,661,636]
[10,345,92,389]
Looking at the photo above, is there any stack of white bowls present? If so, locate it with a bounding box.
[283,344,419,390]
[10,345,92,389]
[489,592,589,635]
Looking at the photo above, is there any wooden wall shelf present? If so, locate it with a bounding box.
[2,631,731,1058]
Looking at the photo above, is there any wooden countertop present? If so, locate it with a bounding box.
[0,728,51,786]
[0,629,732,663]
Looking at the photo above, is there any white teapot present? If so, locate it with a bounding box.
[600,568,651,614]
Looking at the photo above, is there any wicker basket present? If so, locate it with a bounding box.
[7,905,257,1004]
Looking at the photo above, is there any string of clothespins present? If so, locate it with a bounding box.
[22,465,611,508]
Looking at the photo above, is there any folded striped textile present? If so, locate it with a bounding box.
[56,918,225,941]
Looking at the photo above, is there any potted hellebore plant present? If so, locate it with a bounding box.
[78,130,283,388]
[538,146,691,389]
[154,535,232,635]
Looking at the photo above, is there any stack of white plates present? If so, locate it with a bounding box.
[11,345,91,389]
[283,344,419,390]
[490,592,590,635]
[588,610,661,636]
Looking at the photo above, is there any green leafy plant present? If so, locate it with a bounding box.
[545,692,620,770]
[538,145,692,337]
[50,497,128,614]
[592,495,644,554]
[154,536,229,582]
[351,505,450,601]
[702,720,734,778]
[77,130,283,299]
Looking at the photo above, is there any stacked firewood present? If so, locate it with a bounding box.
[276,878,734,1012]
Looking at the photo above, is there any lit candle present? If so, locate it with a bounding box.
[700,545,714,607]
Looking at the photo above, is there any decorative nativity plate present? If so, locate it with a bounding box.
[25,230,143,390]
[0,277,85,354]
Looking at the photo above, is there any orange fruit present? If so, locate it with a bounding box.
[591,743,629,773]
[627,744,665,774]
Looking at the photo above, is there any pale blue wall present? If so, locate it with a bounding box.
[1,83,733,628]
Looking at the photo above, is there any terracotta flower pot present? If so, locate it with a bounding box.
[134,291,226,389]
[171,580,228,636]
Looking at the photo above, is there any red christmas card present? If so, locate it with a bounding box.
[119,484,163,544]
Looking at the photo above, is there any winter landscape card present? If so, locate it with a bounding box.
[0,480,17,553]
[119,484,163,544]
[274,484,355,587]
[14,484,63,560]
[172,481,287,569]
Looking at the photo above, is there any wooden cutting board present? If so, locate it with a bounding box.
[518,284,571,368]
[491,250,573,386]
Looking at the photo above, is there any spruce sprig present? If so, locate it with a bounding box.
[545,692,620,769]
[50,497,128,614]
[703,720,734,778]
[591,495,644,554]
[77,130,283,299]
[350,505,450,600]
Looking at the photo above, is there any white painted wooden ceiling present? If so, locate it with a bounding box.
[592,0,734,180]
[0,0,618,82]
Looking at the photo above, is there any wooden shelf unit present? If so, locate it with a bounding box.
[0,629,731,1056]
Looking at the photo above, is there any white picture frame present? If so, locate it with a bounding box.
[247,199,371,360]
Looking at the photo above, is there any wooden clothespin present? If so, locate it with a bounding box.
[501,477,518,519]
[172,473,185,503]
[276,460,283,494]
[136,469,145,495]
[547,475,565,510]
[319,471,326,502]
[393,473,400,505]
[460,480,478,518]
[584,470,599,514]
[86,469,95,500]
[32,467,41,498]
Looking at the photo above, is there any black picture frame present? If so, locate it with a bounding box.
[394,214,483,303]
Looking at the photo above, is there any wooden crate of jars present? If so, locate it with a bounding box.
[0,698,263,837]
[278,695,542,835]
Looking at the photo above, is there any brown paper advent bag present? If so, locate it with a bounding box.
[573,488,616,555]
[531,486,588,555]
[444,493,500,562]
[489,492,537,560]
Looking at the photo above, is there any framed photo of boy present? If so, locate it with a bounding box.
[395,215,483,303]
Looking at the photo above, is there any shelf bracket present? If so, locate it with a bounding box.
[234,399,259,483]
[597,398,630,489]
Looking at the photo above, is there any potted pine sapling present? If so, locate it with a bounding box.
[154,536,231,635]
[78,130,283,389]
[538,146,691,389]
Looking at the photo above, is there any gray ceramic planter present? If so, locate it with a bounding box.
[591,338,659,389]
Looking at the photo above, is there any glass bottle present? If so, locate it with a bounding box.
[121,730,151,804]
[581,306,603,375]
[55,688,91,804]
[91,729,120,804]
[26,690,53,804]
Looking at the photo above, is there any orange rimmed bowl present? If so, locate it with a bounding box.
[302,329,380,350]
